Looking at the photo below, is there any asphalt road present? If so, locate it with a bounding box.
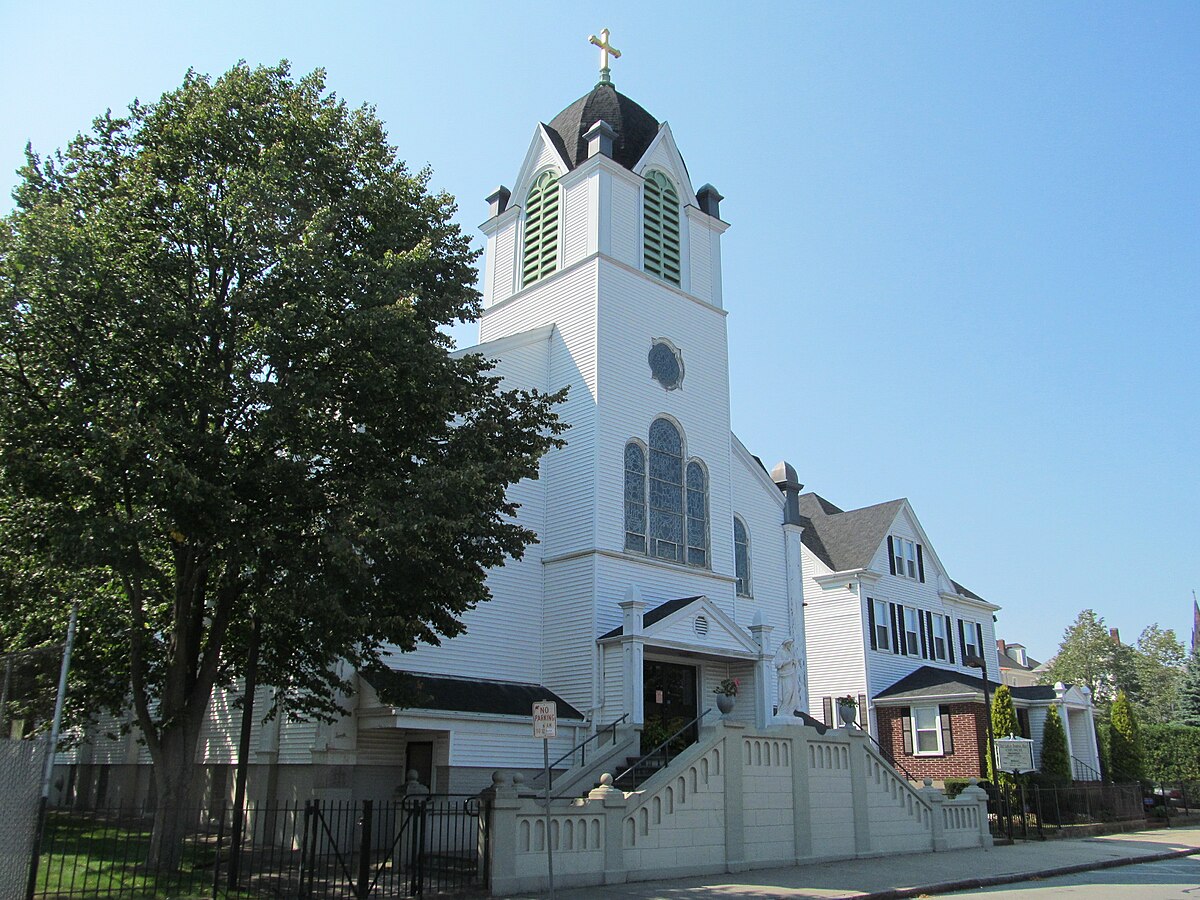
[946,854,1200,898]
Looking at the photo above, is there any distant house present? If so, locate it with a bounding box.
[996,639,1042,688]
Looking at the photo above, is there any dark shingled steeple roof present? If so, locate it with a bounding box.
[545,83,661,171]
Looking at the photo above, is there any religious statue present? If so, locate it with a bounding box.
[774,637,803,718]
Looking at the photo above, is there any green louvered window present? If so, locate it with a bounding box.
[522,171,560,286]
[643,170,681,286]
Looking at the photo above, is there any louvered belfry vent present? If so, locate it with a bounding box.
[522,170,560,286]
[643,170,681,286]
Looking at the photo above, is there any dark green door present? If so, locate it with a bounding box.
[643,660,699,751]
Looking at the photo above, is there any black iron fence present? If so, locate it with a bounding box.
[1142,780,1200,824]
[986,781,1146,841]
[29,796,486,898]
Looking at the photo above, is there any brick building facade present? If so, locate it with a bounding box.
[876,702,988,781]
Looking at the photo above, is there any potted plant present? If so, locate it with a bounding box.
[713,677,740,715]
[836,695,859,727]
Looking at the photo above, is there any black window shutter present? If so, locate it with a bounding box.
[890,603,900,655]
[957,619,967,661]
[947,616,956,663]
[897,606,908,655]
[917,544,925,582]
[976,623,985,657]
[887,536,896,574]
[919,611,928,658]
[858,693,868,728]
[867,598,877,650]
[939,706,954,754]
[822,696,833,726]
[901,708,914,754]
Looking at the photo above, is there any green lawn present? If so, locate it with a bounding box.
[34,811,218,899]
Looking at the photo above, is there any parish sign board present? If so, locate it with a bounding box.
[994,736,1036,774]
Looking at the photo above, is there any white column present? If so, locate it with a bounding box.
[1055,682,1075,778]
[749,616,774,729]
[619,595,648,726]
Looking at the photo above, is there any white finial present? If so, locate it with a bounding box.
[588,28,621,85]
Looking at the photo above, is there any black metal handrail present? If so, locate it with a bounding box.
[614,709,712,785]
[530,713,629,783]
[861,727,918,782]
[1071,755,1104,782]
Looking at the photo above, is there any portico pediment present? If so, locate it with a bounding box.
[599,595,763,660]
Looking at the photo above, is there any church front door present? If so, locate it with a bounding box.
[643,660,699,750]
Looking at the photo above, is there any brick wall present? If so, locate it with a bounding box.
[876,702,987,781]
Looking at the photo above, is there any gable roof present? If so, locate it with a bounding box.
[797,493,905,572]
[362,668,585,720]
[599,595,704,640]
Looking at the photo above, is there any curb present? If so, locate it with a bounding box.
[858,845,1200,899]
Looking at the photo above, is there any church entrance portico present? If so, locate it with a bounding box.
[599,590,783,732]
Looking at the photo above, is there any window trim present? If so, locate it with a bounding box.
[903,607,921,658]
[962,619,981,661]
[911,705,944,756]
[932,614,948,662]
[892,536,919,579]
[872,598,890,651]
[623,440,647,553]
[733,514,752,597]
[627,417,710,571]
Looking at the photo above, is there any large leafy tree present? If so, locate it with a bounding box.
[0,62,564,862]
[1041,609,1128,705]
[1132,624,1185,725]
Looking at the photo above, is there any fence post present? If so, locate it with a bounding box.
[356,799,372,898]
[1032,786,1044,840]
[920,779,946,851]
[301,799,316,898]
[211,805,227,899]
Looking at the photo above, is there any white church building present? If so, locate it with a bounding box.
[344,65,813,796]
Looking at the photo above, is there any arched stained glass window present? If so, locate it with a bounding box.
[686,462,708,567]
[643,170,681,286]
[624,442,647,553]
[522,170,560,286]
[734,516,751,597]
[648,418,684,563]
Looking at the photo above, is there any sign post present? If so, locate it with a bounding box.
[532,700,557,898]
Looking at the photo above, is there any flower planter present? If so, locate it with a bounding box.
[716,694,735,715]
[837,703,857,727]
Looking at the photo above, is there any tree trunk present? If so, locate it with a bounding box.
[148,725,200,869]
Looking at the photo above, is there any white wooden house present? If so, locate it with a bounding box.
[799,493,1100,782]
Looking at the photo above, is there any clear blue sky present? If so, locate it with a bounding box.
[2,2,1197,664]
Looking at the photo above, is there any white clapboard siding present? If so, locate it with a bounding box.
[562,177,590,267]
[688,210,713,304]
[595,261,732,567]
[729,444,790,640]
[484,218,518,308]
[543,555,598,712]
[610,176,638,266]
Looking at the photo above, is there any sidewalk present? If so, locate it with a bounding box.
[528,826,1200,899]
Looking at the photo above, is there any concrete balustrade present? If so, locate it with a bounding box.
[485,721,991,895]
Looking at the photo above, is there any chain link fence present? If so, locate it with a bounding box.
[0,738,48,900]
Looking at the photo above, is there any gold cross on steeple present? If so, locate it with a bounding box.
[589,28,621,86]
